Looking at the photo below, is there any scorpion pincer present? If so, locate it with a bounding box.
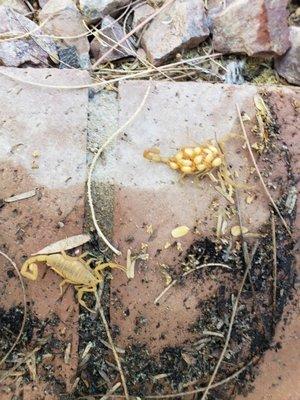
[21,251,127,312]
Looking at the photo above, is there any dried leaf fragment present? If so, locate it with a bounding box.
[25,354,37,381]
[246,194,255,204]
[32,234,91,255]
[181,352,197,366]
[231,225,249,237]
[171,225,189,238]
[160,268,172,286]
[4,189,36,203]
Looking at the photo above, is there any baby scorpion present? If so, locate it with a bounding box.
[21,251,127,312]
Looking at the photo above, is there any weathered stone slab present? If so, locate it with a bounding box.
[89,80,299,398]
[88,81,292,355]
[0,68,89,398]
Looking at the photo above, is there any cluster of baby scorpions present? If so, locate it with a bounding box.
[143,141,223,176]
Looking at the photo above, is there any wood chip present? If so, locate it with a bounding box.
[64,342,71,365]
[203,330,224,338]
[181,352,197,366]
[126,249,135,279]
[152,373,171,382]
[32,234,91,255]
[4,189,36,203]
[25,354,37,381]
[231,225,249,237]
[171,225,190,238]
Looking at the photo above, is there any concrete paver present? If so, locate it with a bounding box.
[92,80,299,397]
[0,68,89,398]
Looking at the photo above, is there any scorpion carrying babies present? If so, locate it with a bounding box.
[21,251,127,312]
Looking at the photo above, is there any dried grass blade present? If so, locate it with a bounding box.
[4,189,36,203]
[236,103,291,236]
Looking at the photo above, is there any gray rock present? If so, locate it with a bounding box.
[132,3,154,36]
[212,0,290,57]
[141,0,209,66]
[38,0,49,7]
[90,16,135,64]
[38,0,90,69]
[275,26,300,86]
[0,0,29,15]
[0,6,57,67]
[79,0,131,24]
[58,46,81,69]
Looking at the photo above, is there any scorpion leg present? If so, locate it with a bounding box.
[76,286,97,313]
[85,258,97,266]
[77,251,89,260]
[59,278,75,295]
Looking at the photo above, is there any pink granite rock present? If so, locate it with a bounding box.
[141,0,209,66]
[0,6,57,67]
[90,15,134,63]
[91,80,299,397]
[212,0,290,56]
[38,0,90,68]
[0,67,89,397]
[275,26,300,86]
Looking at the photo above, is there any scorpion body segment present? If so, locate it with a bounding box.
[20,251,127,312]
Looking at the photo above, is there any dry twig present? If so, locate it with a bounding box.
[236,103,291,235]
[154,262,231,304]
[73,358,257,399]
[0,54,221,90]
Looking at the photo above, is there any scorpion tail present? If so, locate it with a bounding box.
[20,255,47,280]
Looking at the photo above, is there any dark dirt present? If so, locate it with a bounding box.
[65,222,295,400]
[0,305,67,389]
[59,91,298,399]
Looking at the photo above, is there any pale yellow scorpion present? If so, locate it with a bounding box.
[21,251,127,312]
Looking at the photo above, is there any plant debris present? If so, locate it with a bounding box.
[31,234,91,255]
[171,225,190,238]
[4,189,37,203]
